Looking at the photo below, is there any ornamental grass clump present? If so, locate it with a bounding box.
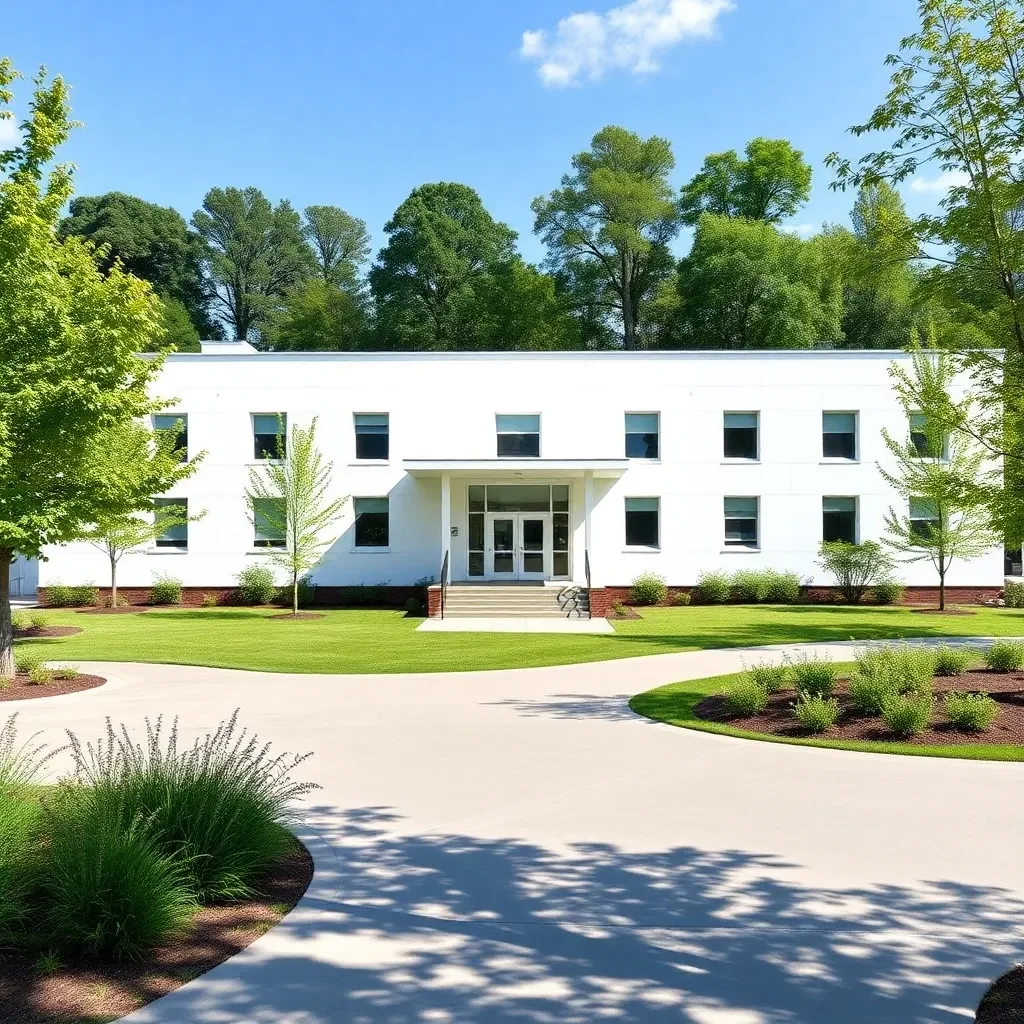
[933,645,973,677]
[724,679,768,716]
[746,660,787,695]
[881,694,932,737]
[854,644,935,699]
[943,692,999,732]
[985,640,1024,672]
[792,692,840,733]
[790,654,837,698]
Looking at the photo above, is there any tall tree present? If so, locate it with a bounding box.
[302,205,370,290]
[0,60,185,674]
[58,192,218,338]
[370,182,517,350]
[532,126,681,350]
[263,279,368,352]
[680,138,813,226]
[192,187,313,342]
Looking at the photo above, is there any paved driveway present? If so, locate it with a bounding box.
[12,642,1024,1023]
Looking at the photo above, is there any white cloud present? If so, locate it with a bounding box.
[520,0,734,87]
[0,116,21,149]
[781,223,818,238]
[909,169,970,194]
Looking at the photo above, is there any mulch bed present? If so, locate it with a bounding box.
[12,626,82,639]
[607,606,643,620]
[75,605,151,614]
[0,672,105,703]
[269,612,325,621]
[0,839,313,1024]
[695,669,1024,747]
[976,964,1024,1022]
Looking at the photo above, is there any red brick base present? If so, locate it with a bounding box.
[39,585,424,609]
[427,586,442,616]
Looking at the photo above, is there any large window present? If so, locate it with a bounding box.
[153,498,188,549]
[466,485,570,577]
[354,497,389,548]
[823,496,857,544]
[253,497,286,548]
[496,414,540,458]
[724,496,759,547]
[724,413,759,460]
[909,413,947,459]
[253,414,286,460]
[910,497,940,541]
[625,413,659,459]
[625,497,659,549]
[354,414,389,461]
[154,414,188,462]
[822,412,857,460]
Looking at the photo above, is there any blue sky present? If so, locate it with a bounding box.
[3,0,948,263]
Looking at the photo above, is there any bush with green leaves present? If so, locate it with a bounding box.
[848,672,898,716]
[854,643,935,697]
[235,565,277,606]
[816,540,895,604]
[730,569,769,603]
[27,665,55,686]
[985,640,1024,672]
[1004,580,1024,609]
[724,679,768,716]
[201,592,219,607]
[792,692,840,733]
[150,574,183,605]
[746,660,787,694]
[881,694,932,737]
[872,580,905,605]
[10,612,28,631]
[45,584,97,608]
[29,612,50,630]
[404,596,423,617]
[693,570,731,604]
[933,645,973,677]
[671,591,691,606]
[762,569,801,604]
[629,572,667,606]
[790,654,837,697]
[14,651,42,675]
[943,691,999,732]
[53,665,79,680]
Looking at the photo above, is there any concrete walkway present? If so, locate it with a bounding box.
[11,640,1024,1023]
[417,615,614,633]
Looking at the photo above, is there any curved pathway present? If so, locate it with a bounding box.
[12,640,1024,1023]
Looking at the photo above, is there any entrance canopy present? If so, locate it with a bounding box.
[403,458,628,479]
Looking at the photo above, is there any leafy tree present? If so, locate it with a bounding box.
[370,182,517,350]
[879,350,1000,610]
[263,279,368,351]
[532,126,681,350]
[680,138,813,226]
[817,540,896,603]
[0,60,185,674]
[668,215,844,349]
[192,187,313,342]
[245,417,348,615]
[157,296,201,352]
[303,205,370,290]
[58,191,219,338]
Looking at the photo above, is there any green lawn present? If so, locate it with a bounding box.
[14,603,1024,674]
[630,664,1024,762]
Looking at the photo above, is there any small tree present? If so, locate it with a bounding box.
[879,350,1000,610]
[245,417,347,615]
[817,541,895,604]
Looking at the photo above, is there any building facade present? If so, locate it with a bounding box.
[39,343,1005,608]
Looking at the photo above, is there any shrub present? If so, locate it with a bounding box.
[985,640,1024,672]
[150,574,183,605]
[854,644,935,698]
[730,569,769,603]
[27,665,55,686]
[52,665,79,680]
[611,600,627,616]
[746,660,787,694]
[881,694,932,736]
[10,612,28,631]
[763,569,801,604]
[944,691,999,732]
[848,672,898,716]
[933,645,973,677]
[671,591,691,606]
[724,679,768,716]
[790,654,837,698]
[14,651,42,675]
[235,565,277,606]
[693,570,731,604]
[201,592,219,607]
[872,580,905,605]
[792,693,840,733]
[1004,580,1024,609]
[816,540,895,604]
[29,612,50,630]
[404,596,424,617]
[629,572,667,606]
[45,584,97,608]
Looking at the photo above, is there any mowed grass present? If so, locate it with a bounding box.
[14,603,1024,674]
[631,664,1024,762]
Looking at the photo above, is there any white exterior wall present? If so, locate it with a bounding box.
[39,350,1005,591]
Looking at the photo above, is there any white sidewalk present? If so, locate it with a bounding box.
[417,615,614,633]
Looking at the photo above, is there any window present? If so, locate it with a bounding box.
[354,497,389,548]
[910,497,940,542]
[253,414,286,460]
[724,413,759,460]
[822,412,857,460]
[252,497,286,548]
[724,496,759,547]
[823,496,857,544]
[153,498,187,549]
[625,413,659,459]
[625,497,659,549]
[467,485,570,577]
[496,414,540,458]
[909,413,947,459]
[154,414,188,462]
[354,414,389,460]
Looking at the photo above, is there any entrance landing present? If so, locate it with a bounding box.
[417,616,613,634]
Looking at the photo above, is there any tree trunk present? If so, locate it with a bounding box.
[293,572,298,616]
[110,553,118,609]
[620,252,636,351]
[0,549,13,678]
[938,561,946,612]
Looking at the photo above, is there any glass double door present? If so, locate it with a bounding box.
[486,513,549,581]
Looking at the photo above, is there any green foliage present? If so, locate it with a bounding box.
[848,672,898,716]
[730,569,769,603]
[680,137,813,225]
[14,651,42,674]
[264,278,367,352]
[728,569,800,603]
[693,570,732,604]
[746,660,787,694]
[45,584,97,608]
[201,592,219,607]
[235,565,277,606]
[881,694,933,737]
[150,574,183,605]
[26,665,54,686]
[985,640,1024,672]
[790,654,838,697]
[302,204,370,289]
[933,645,973,677]
[1004,580,1024,609]
[28,612,48,630]
[792,692,840,733]
[817,541,896,603]
[724,679,768,716]
[629,572,667,606]
[404,596,424,617]
[872,581,905,605]
[943,691,999,732]
[52,665,79,680]
[157,295,201,352]
[763,569,802,603]
[671,591,692,606]
[855,643,936,698]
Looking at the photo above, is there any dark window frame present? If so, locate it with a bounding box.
[724,412,759,461]
[354,413,389,461]
[624,497,660,550]
[724,496,759,548]
[909,497,941,542]
[153,497,188,549]
[822,412,857,460]
[496,414,541,459]
[625,412,660,460]
[822,496,858,544]
[253,413,286,461]
[354,496,390,549]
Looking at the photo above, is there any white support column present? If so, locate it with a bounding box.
[440,473,451,582]
[584,471,594,584]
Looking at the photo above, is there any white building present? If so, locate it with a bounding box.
[39,342,1005,613]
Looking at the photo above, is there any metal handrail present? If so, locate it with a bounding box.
[585,550,591,596]
[439,549,449,620]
